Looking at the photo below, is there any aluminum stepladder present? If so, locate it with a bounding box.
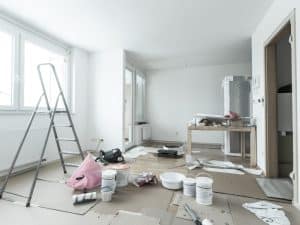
[0,63,84,207]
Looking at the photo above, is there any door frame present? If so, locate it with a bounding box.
[123,66,135,150]
[264,10,298,204]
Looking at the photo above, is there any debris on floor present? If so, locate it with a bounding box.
[188,159,263,175]
[131,172,158,187]
[124,146,160,159]
[243,201,290,225]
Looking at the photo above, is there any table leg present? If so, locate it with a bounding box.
[250,127,257,167]
[187,129,192,154]
[241,132,246,160]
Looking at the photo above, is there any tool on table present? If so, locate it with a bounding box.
[184,203,214,225]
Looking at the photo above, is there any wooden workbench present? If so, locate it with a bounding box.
[186,124,257,167]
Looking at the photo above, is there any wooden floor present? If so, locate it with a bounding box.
[0,147,299,225]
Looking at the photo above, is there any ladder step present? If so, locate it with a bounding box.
[65,163,80,167]
[56,138,76,142]
[61,151,81,156]
[54,124,72,128]
[54,110,68,113]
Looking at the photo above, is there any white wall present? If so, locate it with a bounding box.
[87,50,124,151]
[251,0,300,206]
[0,48,89,172]
[146,63,251,144]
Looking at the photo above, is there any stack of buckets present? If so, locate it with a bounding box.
[183,174,213,205]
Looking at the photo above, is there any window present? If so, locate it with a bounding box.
[0,30,14,107]
[0,17,70,111]
[135,73,145,122]
[23,40,68,108]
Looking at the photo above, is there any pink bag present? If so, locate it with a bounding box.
[67,153,102,190]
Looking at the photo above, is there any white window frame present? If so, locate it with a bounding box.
[19,32,71,111]
[0,16,72,113]
[0,19,19,111]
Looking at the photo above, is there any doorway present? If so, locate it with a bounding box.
[264,16,296,181]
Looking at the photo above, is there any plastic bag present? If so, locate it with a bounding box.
[67,154,102,190]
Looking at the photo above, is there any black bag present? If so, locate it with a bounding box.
[96,148,124,163]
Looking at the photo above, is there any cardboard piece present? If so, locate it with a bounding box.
[0,199,112,225]
[175,193,234,225]
[141,207,174,225]
[4,179,98,215]
[187,170,290,203]
[256,178,293,201]
[92,184,174,215]
[110,210,160,225]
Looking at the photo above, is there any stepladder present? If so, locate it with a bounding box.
[0,63,84,207]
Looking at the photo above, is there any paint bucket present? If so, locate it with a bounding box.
[101,187,113,202]
[102,169,117,192]
[196,173,213,205]
[183,177,196,197]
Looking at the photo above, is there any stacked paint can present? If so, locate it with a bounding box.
[102,169,117,193]
[183,178,196,197]
[196,174,213,205]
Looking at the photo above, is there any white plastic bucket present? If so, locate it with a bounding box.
[183,178,196,197]
[102,169,117,192]
[101,187,113,202]
[196,174,213,205]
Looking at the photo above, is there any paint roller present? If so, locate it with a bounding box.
[184,203,214,225]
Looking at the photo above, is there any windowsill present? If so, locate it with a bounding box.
[0,109,76,115]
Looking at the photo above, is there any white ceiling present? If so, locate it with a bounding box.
[0,0,274,70]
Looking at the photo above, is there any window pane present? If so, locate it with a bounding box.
[24,41,67,108]
[135,73,145,122]
[0,31,13,106]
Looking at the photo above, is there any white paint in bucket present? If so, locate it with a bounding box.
[196,176,213,205]
[183,178,196,197]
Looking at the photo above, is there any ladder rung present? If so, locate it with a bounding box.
[61,151,81,155]
[54,110,68,113]
[65,163,80,167]
[54,124,72,128]
[56,138,76,142]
